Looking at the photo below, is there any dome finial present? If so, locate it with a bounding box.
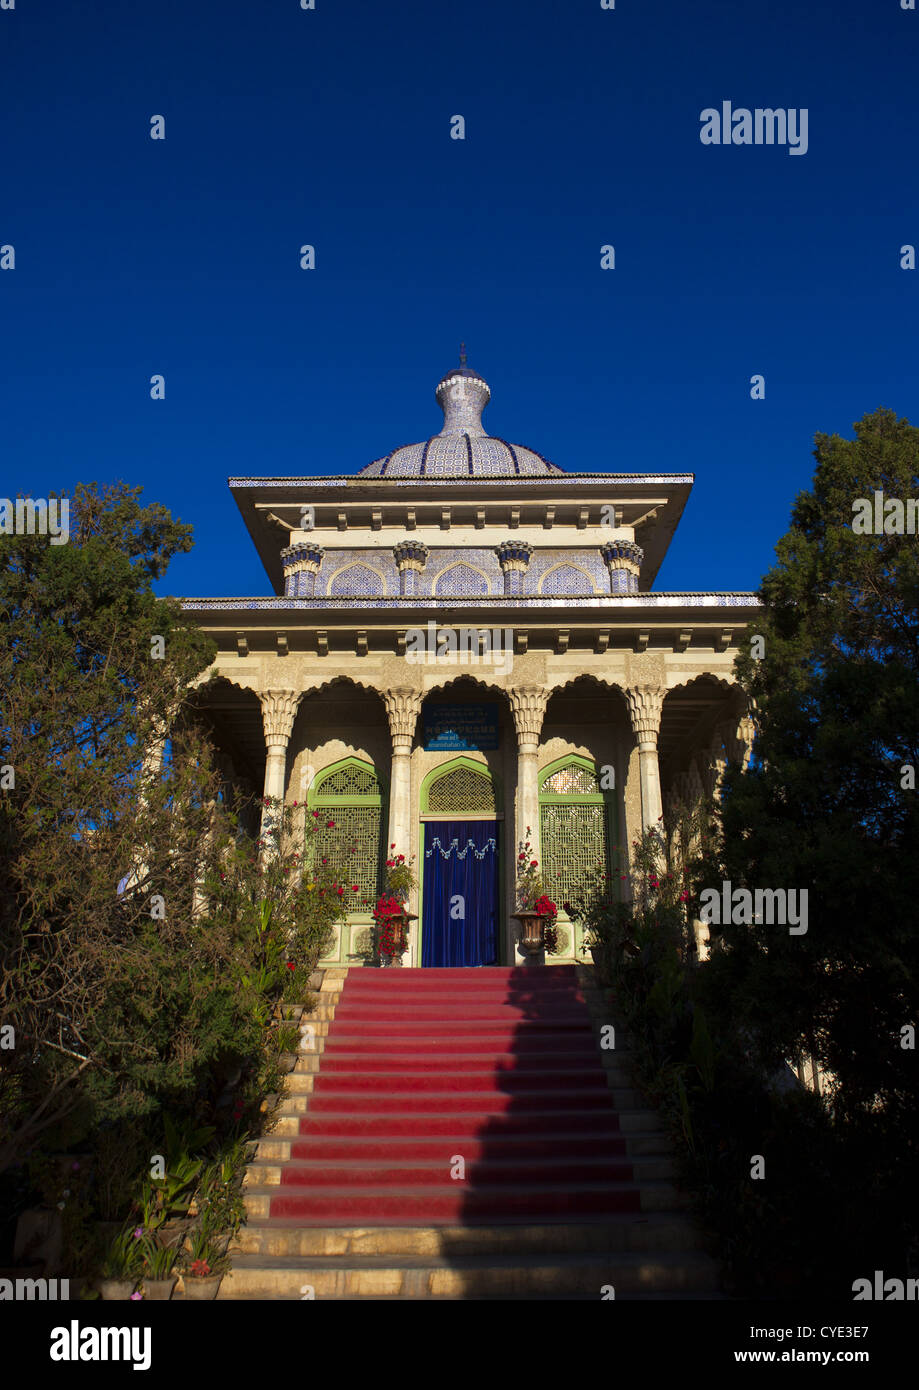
[459,341,467,367]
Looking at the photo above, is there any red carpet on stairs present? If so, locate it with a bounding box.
[269,966,646,1225]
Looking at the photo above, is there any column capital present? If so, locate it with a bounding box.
[260,690,302,746]
[625,685,666,747]
[601,540,644,595]
[392,540,429,571]
[281,540,323,570]
[495,540,534,571]
[509,687,547,750]
[383,687,423,750]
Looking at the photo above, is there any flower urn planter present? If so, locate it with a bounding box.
[380,910,416,968]
[512,911,547,962]
[143,1277,176,1301]
[100,1279,137,1300]
[183,1275,222,1300]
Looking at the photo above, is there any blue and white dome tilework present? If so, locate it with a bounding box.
[357,360,563,479]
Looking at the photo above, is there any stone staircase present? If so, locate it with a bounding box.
[220,964,720,1299]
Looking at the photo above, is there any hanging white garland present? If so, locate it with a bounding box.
[424,837,497,861]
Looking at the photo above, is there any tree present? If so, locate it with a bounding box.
[698,409,919,1268]
[0,483,348,1176]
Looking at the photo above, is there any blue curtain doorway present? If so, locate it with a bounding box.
[421,821,499,967]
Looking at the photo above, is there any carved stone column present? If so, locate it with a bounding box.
[383,688,423,857]
[495,541,534,596]
[509,688,548,964]
[131,707,175,898]
[139,713,168,791]
[601,540,644,595]
[260,691,302,842]
[707,729,729,799]
[725,713,756,771]
[281,542,323,597]
[393,541,429,597]
[509,687,548,861]
[626,686,665,831]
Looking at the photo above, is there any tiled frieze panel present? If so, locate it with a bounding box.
[527,549,608,592]
[327,562,387,597]
[539,563,597,595]
[317,549,400,595]
[432,562,491,596]
[312,547,612,598]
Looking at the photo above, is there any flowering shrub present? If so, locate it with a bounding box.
[515,833,546,910]
[383,847,415,902]
[373,894,407,958]
[370,848,416,961]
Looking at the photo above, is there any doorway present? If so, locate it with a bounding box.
[421,820,499,967]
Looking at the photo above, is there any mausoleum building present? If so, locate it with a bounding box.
[182,356,759,967]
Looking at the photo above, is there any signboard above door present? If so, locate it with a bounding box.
[422,703,499,751]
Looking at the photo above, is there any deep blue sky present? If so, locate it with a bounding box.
[3,0,917,597]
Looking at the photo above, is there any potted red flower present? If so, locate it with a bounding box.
[372,848,416,967]
[511,835,558,961]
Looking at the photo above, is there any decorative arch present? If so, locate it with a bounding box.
[432,562,490,597]
[308,756,385,909]
[327,563,385,597]
[664,672,741,699]
[538,754,617,915]
[422,674,510,702]
[421,756,500,815]
[544,673,629,704]
[296,675,389,704]
[539,563,596,595]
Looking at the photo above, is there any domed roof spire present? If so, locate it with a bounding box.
[435,354,490,437]
[356,354,564,478]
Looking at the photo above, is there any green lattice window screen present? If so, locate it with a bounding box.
[539,761,611,911]
[311,763,384,909]
[316,764,380,798]
[427,766,496,814]
[541,766,600,795]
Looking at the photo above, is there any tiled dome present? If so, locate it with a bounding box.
[357,358,563,479]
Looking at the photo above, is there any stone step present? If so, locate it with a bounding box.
[266,1105,665,1135]
[217,1249,718,1299]
[254,1128,672,1163]
[280,1072,642,1101]
[321,1034,628,1054]
[245,1154,675,1188]
[302,1086,644,1113]
[331,988,610,1005]
[300,1001,344,1022]
[242,1177,687,1221]
[281,1019,334,1039]
[314,1019,600,1036]
[234,1211,701,1258]
[296,1051,635,1079]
